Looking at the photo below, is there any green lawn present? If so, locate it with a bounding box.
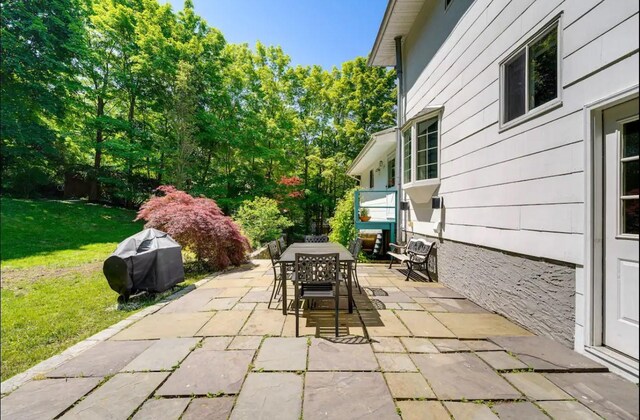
[0,198,207,381]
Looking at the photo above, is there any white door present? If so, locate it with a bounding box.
[603,98,639,360]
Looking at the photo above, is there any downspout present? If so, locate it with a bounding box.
[394,36,404,243]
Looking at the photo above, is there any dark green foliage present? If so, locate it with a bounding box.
[0,0,396,228]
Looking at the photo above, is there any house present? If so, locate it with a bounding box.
[348,0,639,380]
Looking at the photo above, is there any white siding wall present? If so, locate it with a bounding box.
[402,0,639,265]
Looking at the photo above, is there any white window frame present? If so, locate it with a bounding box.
[401,110,442,189]
[499,16,563,130]
[617,116,640,239]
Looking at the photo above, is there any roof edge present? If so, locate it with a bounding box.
[367,0,398,67]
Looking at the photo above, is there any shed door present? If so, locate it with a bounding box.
[602,98,639,360]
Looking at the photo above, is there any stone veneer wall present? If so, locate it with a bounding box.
[418,235,576,347]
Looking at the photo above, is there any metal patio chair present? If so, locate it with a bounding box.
[304,234,329,243]
[267,241,287,309]
[293,252,341,337]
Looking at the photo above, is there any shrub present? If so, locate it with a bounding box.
[234,197,294,248]
[328,187,357,247]
[135,186,249,270]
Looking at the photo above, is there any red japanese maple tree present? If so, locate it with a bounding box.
[136,186,249,270]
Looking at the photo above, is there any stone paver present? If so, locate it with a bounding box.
[181,397,235,420]
[395,401,449,420]
[239,289,271,303]
[401,337,439,353]
[112,312,213,340]
[431,298,489,313]
[476,351,528,371]
[158,289,220,313]
[419,287,465,299]
[201,336,234,350]
[491,402,549,419]
[230,373,302,420]
[198,310,251,336]
[240,310,285,335]
[254,337,307,371]
[61,372,168,419]
[308,339,378,371]
[132,398,190,420]
[537,401,601,420]
[376,353,417,372]
[433,313,532,339]
[218,287,251,297]
[395,311,455,338]
[430,338,470,352]
[545,372,640,419]
[371,337,406,353]
[363,310,411,336]
[200,297,240,311]
[5,262,638,420]
[228,335,263,350]
[122,337,200,371]
[304,372,398,420]
[384,372,435,399]
[411,353,521,400]
[0,378,101,420]
[444,402,499,419]
[234,302,257,310]
[156,349,254,395]
[503,372,572,400]
[47,340,152,377]
[489,336,607,371]
[464,340,502,352]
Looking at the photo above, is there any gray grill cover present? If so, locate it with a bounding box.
[103,228,184,298]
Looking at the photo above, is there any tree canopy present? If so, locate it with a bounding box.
[1,0,396,235]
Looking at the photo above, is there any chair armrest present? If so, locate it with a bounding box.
[389,243,407,252]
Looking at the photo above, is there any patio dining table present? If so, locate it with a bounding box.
[278,242,355,315]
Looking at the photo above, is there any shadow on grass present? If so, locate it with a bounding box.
[1,198,143,261]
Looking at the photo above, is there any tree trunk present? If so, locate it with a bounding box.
[88,96,105,202]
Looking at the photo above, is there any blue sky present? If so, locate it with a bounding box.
[161,0,388,70]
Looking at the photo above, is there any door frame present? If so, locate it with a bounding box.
[583,84,639,379]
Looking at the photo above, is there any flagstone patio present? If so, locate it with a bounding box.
[1,260,638,420]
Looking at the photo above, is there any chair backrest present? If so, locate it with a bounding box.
[294,253,340,284]
[267,241,281,266]
[351,238,363,257]
[277,236,287,254]
[304,234,329,243]
[407,238,433,255]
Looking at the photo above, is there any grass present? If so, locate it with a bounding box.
[0,198,208,381]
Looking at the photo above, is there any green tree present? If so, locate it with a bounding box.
[1,0,87,194]
[328,187,357,246]
[234,197,294,248]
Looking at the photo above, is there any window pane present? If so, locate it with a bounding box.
[428,148,438,164]
[418,136,427,151]
[623,120,639,158]
[403,130,411,183]
[623,160,639,196]
[529,26,558,109]
[417,166,426,180]
[505,50,526,122]
[428,132,438,148]
[417,121,428,136]
[427,119,438,133]
[417,151,427,166]
[427,164,438,179]
[623,199,639,234]
[387,158,395,187]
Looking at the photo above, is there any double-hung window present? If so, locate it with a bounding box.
[401,111,441,188]
[501,20,561,127]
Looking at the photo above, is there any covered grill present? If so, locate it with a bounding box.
[103,228,184,301]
